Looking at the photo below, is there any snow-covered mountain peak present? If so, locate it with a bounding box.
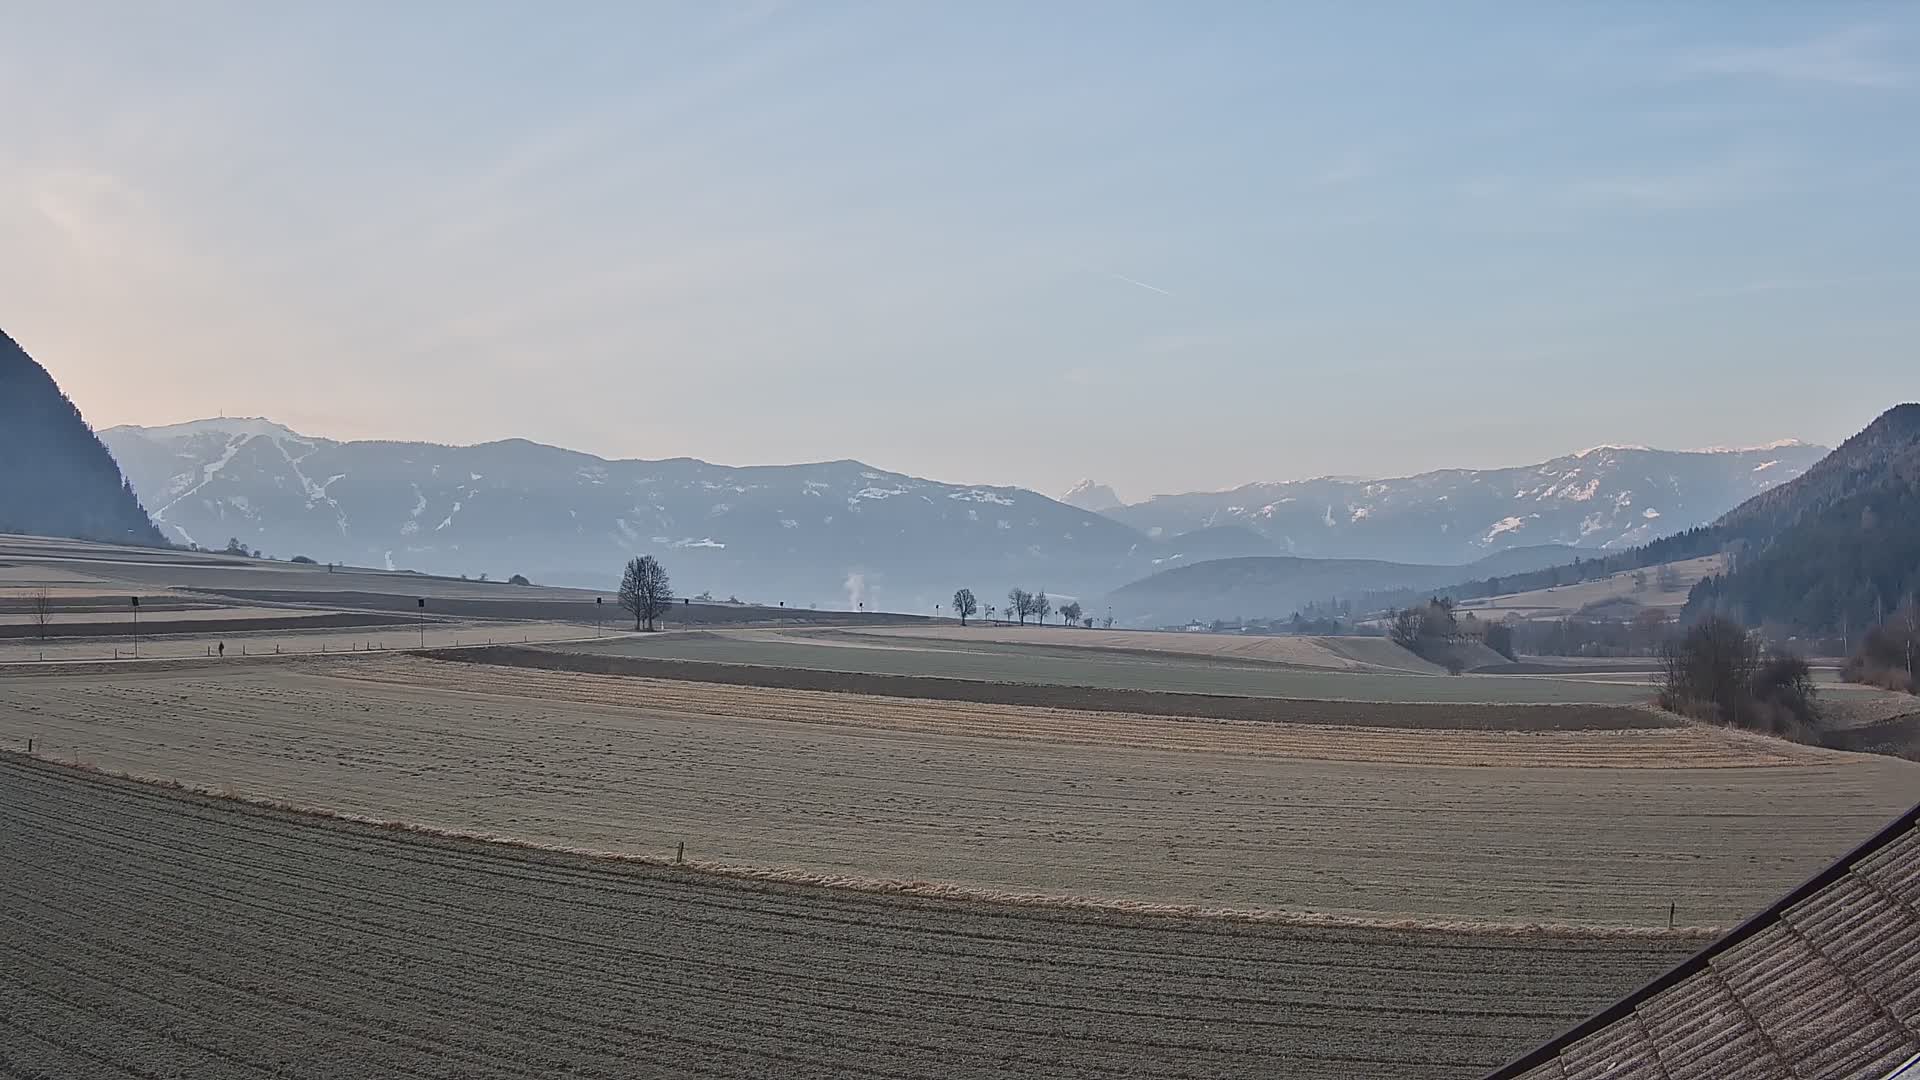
[108,417,310,443]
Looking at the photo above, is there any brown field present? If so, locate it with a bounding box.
[435,643,1674,728]
[0,755,1700,1080]
[3,654,1912,928]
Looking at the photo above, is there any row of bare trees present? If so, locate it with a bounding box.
[947,587,1090,627]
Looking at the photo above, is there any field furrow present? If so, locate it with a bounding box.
[3,656,1912,926]
[0,756,1692,1079]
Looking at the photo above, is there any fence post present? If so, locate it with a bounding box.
[676,841,685,865]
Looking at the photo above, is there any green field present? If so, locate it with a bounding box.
[552,630,1658,704]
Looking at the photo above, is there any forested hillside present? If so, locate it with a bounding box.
[1685,404,1920,633]
[0,328,164,546]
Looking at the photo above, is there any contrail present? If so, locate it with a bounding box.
[1101,269,1172,296]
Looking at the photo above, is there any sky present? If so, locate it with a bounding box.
[4,3,1917,500]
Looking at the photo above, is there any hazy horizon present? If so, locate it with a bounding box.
[6,4,1916,497]
[96,408,1838,505]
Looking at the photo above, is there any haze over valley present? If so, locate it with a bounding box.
[99,407,1823,618]
[6,7,1920,1079]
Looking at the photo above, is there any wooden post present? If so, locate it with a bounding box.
[676,842,685,865]
[1668,902,1675,929]
[26,738,32,755]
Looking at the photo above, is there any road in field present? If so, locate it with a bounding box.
[0,620,597,663]
[4,657,1912,926]
[558,630,1657,704]
[0,755,1696,1080]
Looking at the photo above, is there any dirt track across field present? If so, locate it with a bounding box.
[0,754,1697,1080]
[551,630,1658,704]
[491,643,1660,718]
[3,655,1911,927]
[0,610,406,639]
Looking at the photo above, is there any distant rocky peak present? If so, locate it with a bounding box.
[1061,479,1124,513]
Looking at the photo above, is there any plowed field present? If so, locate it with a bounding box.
[0,754,1696,1080]
[3,655,1912,927]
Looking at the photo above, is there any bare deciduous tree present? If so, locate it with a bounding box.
[951,588,978,626]
[1059,600,1083,626]
[1032,591,1052,626]
[1007,588,1032,625]
[29,587,53,640]
[619,556,674,631]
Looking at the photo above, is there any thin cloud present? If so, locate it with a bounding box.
[1099,269,1172,296]
[1681,26,1908,88]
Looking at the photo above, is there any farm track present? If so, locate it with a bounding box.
[550,629,1660,703]
[0,754,1695,1079]
[2,656,1913,925]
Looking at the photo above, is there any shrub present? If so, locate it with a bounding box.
[508,574,531,586]
[1749,652,1820,734]
[1483,622,1516,661]
[1843,602,1918,695]
[1660,616,1820,738]
[290,555,317,564]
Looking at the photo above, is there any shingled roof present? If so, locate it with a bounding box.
[1489,803,1920,1080]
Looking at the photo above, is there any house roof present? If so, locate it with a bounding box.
[1488,802,1920,1080]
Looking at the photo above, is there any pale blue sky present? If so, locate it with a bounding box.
[4,3,1915,498]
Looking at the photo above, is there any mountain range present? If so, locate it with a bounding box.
[0,329,162,547]
[98,416,1823,611]
[1091,442,1827,564]
[100,419,1161,608]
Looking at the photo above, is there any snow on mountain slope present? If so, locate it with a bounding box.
[101,420,1149,608]
[1106,443,1827,565]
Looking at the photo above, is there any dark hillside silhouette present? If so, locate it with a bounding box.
[1685,403,1920,633]
[0,328,165,546]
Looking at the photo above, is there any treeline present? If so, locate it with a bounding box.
[1,328,166,547]
[992,588,1091,627]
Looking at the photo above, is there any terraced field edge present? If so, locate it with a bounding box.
[415,645,1676,731]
